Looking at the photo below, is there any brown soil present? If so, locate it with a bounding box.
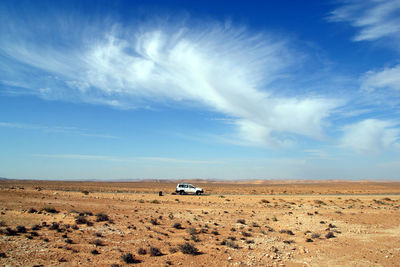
[1,180,399,266]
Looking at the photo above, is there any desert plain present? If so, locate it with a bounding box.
[0,179,399,266]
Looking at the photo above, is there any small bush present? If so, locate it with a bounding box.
[91,249,100,255]
[75,216,89,225]
[187,227,197,235]
[306,238,313,242]
[150,247,162,256]
[241,231,252,237]
[169,247,178,253]
[138,248,147,255]
[173,222,183,229]
[31,224,41,231]
[151,200,160,204]
[65,238,73,244]
[150,218,160,225]
[42,207,58,213]
[261,199,270,204]
[237,219,246,225]
[96,213,109,222]
[211,230,219,235]
[179,243,199,255]
[311,233,320,239]
[5,228,17,236]
[325,232,335,239]
[48,222,59,230]
[16,226,27,233]
[30,231,39,237]
[221,239,239,249]
[191,234,200,242]
[81,190,89,195]
[314,200,326,205]
[28,208,37,213]
[121,253,137,264]
[279,229,294,235]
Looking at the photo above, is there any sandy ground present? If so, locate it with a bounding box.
[0,180,399,266]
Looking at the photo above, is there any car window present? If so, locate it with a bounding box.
[184,185,188,188]
[190,185,195,188]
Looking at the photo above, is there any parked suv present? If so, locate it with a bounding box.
[176,183,204,195]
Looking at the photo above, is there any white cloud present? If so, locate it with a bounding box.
[33,154,222,164]
[340,119,400,154]
[330,0,400,42]
[0,122,117,139]
[361,64,400,92]
[0,18,343,147]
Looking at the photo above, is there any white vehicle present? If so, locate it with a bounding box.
[176,183,204,195]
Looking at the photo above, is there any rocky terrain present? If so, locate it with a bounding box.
[0,180,399,266]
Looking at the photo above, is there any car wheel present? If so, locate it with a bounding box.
[179,191,184,195]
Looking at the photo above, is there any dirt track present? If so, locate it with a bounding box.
[1,180,399,266]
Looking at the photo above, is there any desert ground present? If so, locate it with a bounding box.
[0,180,399,266]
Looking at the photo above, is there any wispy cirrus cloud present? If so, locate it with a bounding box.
[0,122,117,139]
[33,154,222,164]
[0,7,343,147]
[329,0,400,154]
[329,0,400,42]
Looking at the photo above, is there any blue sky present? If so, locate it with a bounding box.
[1,0,400,180]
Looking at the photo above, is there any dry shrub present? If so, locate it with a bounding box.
[178,243,199,255]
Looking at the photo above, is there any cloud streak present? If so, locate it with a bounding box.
[0,11,343,147]
[0,122,117,139]
[33,154,222,164]
[330,0,400,42]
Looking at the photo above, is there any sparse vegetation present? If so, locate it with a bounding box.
[150,246,162,256]
[138,248,147,255]
[237,219,246,225]
[221,239,239,249]
[179,242,199,255]
[279,229,294,235]
[311,233,320,239]
[150,218,160,225]
[314,200,326,205]
[28,208,37,213]
[16,226,26,233]
[121,253,137,264]
[5,227,17,236]
[42,206,58,213]
[325,232,335,239]
[173,222,183,229]
[96,213,109,222]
